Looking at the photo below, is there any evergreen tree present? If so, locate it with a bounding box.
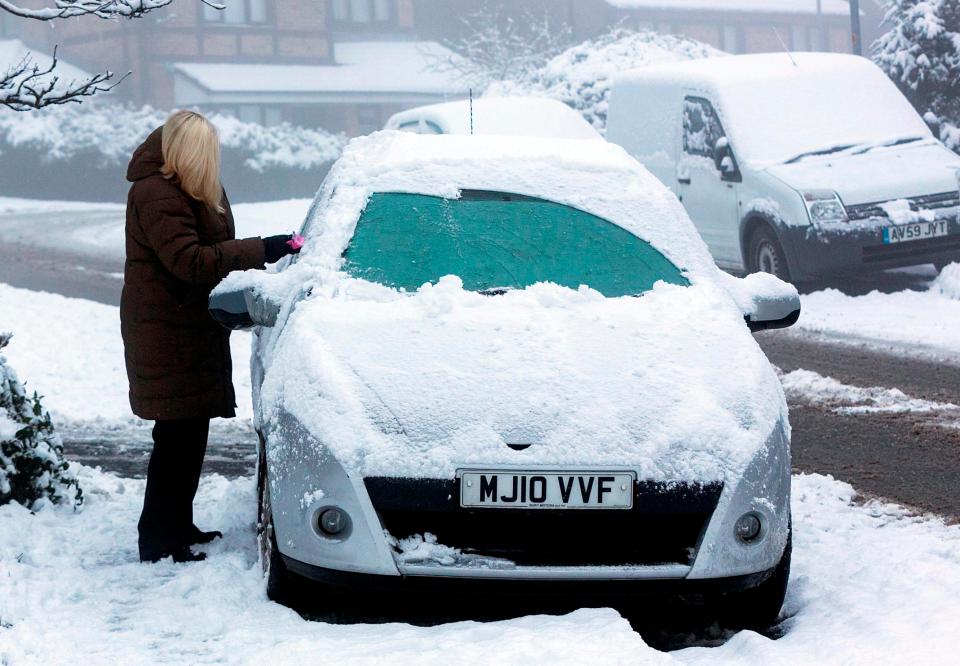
[874,0,960,151]
[0,333,81,508]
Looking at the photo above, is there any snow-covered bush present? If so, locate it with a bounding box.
[0,102,345,171]
[874,0,960,152]
[0,333,81,509]
[488,29,723,132]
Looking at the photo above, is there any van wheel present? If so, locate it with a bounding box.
[935,260,957,273]
[748,226,792,282]
[710,526,792,631]
[257,442,294,604]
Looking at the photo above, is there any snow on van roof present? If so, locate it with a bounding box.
[606,0,850,14]
[384,97,602,140]
[616,53,931,166]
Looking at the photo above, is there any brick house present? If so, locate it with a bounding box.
[7,0,467,135]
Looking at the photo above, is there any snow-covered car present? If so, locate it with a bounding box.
[607,53,960,282]
[384,96,602,140]
[209,132,800,626]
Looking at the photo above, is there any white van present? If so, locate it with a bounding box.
[385,96,602,141]
[607,53,960,281]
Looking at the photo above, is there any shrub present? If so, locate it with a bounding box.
[874,0,960,152]
[0,333,81,509]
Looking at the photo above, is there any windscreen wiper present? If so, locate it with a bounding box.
[783,143,858,164]
[851,136,924,155]
[478,287,514,296]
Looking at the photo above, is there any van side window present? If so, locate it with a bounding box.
[683,97,725,159]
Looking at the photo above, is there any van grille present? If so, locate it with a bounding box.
[364,477,723,567]
[846,191,959,221]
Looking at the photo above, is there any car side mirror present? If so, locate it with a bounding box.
[745,292,801,332]
[720,271,800,332]
[209,288,280,330]
[714,138,742,182]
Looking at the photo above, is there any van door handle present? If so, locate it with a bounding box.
[678,176,691,185]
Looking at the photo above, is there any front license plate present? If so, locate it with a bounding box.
[459,471,634,509]
[882,220,950,244]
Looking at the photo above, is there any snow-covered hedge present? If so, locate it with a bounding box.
[488,29,723,132]
[0,333,81,509]
[874,0,960,153]
[0,103,346,201]
[0,102,345,171]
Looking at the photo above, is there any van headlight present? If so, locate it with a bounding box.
[803,190,848,224]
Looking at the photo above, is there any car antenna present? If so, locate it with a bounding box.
[772,26,798,67]
[469,87,474,135]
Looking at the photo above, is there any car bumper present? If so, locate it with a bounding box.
[781,214,960,280]
[281,555,781,597]
[264,413,791,585]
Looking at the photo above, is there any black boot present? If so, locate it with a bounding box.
[140,544,207,564]
[186,524,222,545]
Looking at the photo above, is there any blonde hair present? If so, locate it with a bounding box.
[161,110,224,214]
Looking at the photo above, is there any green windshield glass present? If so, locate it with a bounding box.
[342,192,689,297]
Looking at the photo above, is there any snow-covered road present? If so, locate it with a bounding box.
[1,466,958,664]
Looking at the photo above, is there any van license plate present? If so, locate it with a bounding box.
[459,471,634,509]
[882,220,949,244]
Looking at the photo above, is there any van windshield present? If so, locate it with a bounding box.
[719,61,931,166]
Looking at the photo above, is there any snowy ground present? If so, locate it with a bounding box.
[1,466,958,664]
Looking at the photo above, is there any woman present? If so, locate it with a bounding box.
[122,110,300,563]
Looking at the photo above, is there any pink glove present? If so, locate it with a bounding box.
[286,233,305,252]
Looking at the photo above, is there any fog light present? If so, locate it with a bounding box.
[319,508,347,535]
[735,512,762,542]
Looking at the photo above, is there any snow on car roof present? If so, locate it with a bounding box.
[384,97,602,140]
[296,130,719,282]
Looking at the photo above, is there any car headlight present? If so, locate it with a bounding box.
[803,190,848,224]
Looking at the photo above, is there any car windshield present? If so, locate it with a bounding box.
[718,64,930,166]
[342,191,689,297]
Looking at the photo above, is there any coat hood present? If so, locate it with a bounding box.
[126,126,164,182]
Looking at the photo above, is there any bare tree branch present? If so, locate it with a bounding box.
[1,45,128,110]
[424,3,572,88]
[0,0,223,21]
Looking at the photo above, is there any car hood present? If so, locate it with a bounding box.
[262,278,787,482]
[764,142,960,205]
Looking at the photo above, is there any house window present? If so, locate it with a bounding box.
[332,0,393,24]
[204,0,269,25]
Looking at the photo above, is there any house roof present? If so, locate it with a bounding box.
[171,41,469,104]
[0,39,95,90]
[605,0,851,16]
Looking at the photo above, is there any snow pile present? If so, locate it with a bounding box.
[879,198,938,224]
[797,286,960,357]
[388,532,516,569]
[780,369,956,415]
[0,103,345,170]
[488,29,722,132]
[2,467,959,663]
[934,262,960,300]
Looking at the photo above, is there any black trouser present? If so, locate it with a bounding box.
[138,417,210,559]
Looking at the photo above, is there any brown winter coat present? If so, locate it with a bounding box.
[120,127,266,420]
